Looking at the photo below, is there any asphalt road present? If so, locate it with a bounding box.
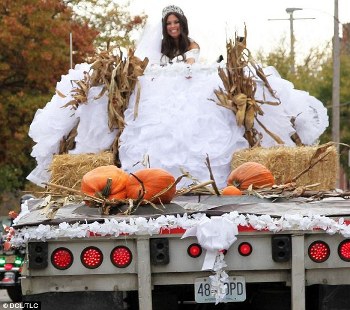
[0,290,13,310]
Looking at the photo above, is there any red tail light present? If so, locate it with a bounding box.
[308,241,330,263]
[338,239,350,262]
[110,246,132,268]
[51,247,73,270]
[187,243,202,258]
[81,246,103,269]
[238,242,253,256]
[4,263,13,271]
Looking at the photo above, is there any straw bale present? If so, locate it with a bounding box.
[49,152,114,190]
[231,145,338,190]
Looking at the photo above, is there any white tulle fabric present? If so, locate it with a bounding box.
[119,63,248,188]
[27,63,117,186]
[118,63,328,189]
[252,66,329,147]
[27,18,329,189]
[134,18,162,65]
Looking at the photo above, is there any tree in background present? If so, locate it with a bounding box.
[0,0,98,91]
[0,0,96,210]
[0,0,147,211]
[65,0,146,49]
[319,54,350,180]
[255,37,331,96]
[256,40,350,184]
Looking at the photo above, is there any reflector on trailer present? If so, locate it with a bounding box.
[81,246,103,269]
[150,238,170,265]
[51,247,74,270]
[110,246,132,268]
[338,239,350,262]
[187,243,202,258]
[271,235,291,262]
[238,242,253,256]
[308,241,330,263]
[28,242,48,269]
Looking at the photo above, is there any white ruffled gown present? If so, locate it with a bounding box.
[118,63,249,188]
[117,62,329,189]
[27,35,329,190]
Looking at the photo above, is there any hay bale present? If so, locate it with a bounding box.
[231,145,338,190]
[49,152,114,190]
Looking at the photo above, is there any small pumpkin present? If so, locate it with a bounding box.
[227,162,275,190]
[221,185,242,196]
[81,165,128,200]
[126,168,176,204]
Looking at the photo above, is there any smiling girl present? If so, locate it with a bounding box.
[160,5,200,65]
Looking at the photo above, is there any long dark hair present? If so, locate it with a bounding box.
[161,12,191,60]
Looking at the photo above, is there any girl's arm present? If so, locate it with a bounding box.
[185,41,200,64]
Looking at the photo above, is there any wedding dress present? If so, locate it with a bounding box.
[27,16,329,190]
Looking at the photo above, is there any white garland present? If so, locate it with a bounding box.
[12,211,350,304]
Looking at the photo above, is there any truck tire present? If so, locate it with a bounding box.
[7,286,23,302]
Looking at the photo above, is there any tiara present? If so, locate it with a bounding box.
[162,5,184,19]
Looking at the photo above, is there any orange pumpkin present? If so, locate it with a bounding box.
[81,165,128,200]
[126,168,176,204]
[222,185,242,196]
[227,162,275,190]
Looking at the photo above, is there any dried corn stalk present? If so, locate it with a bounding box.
[58,71,91,110]
[88,48,149,165]
[58,119,79,154]
[56,47,149,163]
[213,27,294,147]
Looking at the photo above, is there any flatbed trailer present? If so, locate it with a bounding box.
[13,195,350,310]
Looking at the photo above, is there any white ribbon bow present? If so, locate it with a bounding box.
[182,216,238,270]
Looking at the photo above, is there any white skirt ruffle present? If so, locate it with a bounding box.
[27,62,328,190]
[27,63,117,186]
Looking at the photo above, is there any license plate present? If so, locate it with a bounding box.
[5,255,16,264]
[194,276,246,303]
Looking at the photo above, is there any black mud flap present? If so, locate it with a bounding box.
[23,291,124,310]
[318,285,350,310]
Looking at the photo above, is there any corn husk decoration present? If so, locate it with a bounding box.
[91,48,149,164]
[56,48,149,160]
[58,120,79,154]
[57,71,92,111]
[213,26,302,147]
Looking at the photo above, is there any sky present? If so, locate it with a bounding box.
[127,0,350,63]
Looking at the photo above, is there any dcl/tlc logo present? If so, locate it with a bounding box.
[3,302,41,309]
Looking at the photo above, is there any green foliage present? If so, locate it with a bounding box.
[0,91,51,192]
[0,0,148,204]
[255,37,292,79]
[339,55,350,107]
[0,0,98,202]
[0,165,22,193]
[256,40,350,184]
[255,38,332,96]
[338,55,350,176]
[309,54,350,177]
